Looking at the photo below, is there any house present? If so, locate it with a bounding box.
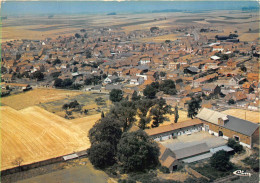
[5,83,32,91]
[129,76,144,85]
[202,84,221,96]
[1,74,15,83]
[247,73,258,82]
[103,76,119,84]
[196,108,259,148]
[144,119,203,141]
[224,91,247,102]
[158,143,179,172]
[139,57,151,65]
[229,75,246,86]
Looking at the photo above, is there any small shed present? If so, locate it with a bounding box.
[63,154,79,161]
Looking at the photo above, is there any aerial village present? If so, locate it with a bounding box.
[1,21,260,182]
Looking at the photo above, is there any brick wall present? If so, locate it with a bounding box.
[201,120,252,147]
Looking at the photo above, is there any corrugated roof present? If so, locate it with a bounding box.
[196,108,227,125]
[63,154,78,161]
[210,145,233,154]
[144,119,202,136]
[173,143,210,160]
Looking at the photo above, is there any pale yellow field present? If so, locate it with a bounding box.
[1,106,100,171]
[223,109,260,124]
[1,89,82,110]
[139,33,180,43]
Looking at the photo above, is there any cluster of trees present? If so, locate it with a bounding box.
[88,88,181,173]
[62,100,81,111]
[210,150,233,172]
[31,71,45,81]
[227,138,243,153]
[143,80,177,99]
[109,89,174,129]
[85,75,104,86]
[54,78,82,90]
[88,113,160,173]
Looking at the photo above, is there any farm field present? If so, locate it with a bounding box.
[139,33,181,43]
[1,89,82,110]
[1,106,100,171]
[17,159,109,183]
[3,10,258,43]
[222,109,260,124]
[38,93,111,118]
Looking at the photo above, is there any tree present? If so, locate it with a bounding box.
[187,96,202,119]
[32,71,44,81]
[210,150,233,171]
[89,116,122,150]
[240,65,247,72]
[159,79,177,95]
[132,91,141,101]
[138,116,151,130]
[109,89,123,103]
[50,71,61,78]
[110,100,137,132]
[88,141,116,169]
[75,33,81,38]
[62,78,73,87]
[174,105,179,123]
[54,78,63,87]
[136,98,155,129]
[85,78,92,85]
[228,99,235,105]
[159,71,166,77]
[101,111,105,118]
[117,130,159,173]
[150,26,159,33]
[73,67,78,73]
[62,103,69,111]
[85,49,92,58]
[150,98,172,128]
[227,138,243,153]
[143,85,157,99]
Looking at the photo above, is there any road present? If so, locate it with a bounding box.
[192,29,200,41]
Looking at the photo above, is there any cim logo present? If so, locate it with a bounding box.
[233,170,252,177]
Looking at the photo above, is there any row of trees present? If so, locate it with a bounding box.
[143,80,177,99]
[54,78,82,90]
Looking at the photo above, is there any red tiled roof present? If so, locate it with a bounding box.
[145,119,202,136]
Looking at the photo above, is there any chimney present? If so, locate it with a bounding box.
[218,116,228,126]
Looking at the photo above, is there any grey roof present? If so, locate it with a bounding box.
[182,152,212,163]
[224,115,259,136]
[197,108,259,136]
[210,145,233,154]
[187,66,199,73]
[136,65,149,71]
[105,84,122,90]
[173,143,210,160]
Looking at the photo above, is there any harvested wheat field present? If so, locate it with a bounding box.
[1,106,99,171]
[1,89,82,110]
[222,109,260,124]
